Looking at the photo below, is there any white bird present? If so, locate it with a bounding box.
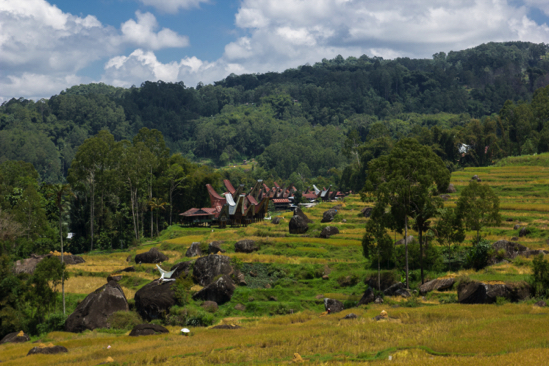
[156,264,176,283]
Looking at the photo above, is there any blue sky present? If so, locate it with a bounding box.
[1,0,549,101]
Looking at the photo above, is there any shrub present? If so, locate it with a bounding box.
[107,311,142,330]
[173,274,194,306]
[466,239,493,270]
[36,312,67,335]
[530,254,549,297]
[337,274,360,287]
[185,308,214,326]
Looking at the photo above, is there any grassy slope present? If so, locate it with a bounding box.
[4,163,549,365]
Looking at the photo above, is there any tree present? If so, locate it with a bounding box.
[148,197,169,237]
[456,180,501,243]
[362,209,394,290]
[362,138,450,288]
[49,184,74,315]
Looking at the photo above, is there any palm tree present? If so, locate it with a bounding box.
[148,198,169,237]
[50,183,75,315]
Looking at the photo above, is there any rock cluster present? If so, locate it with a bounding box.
[186,242,202,257]
[192,275,235,305]
[134,248,168,264]
[457,280,531,304]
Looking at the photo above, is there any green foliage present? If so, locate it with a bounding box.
[36,312,67,335]
[173,274,194,306]
[531,254,549,297]
[456,180,502,242]
[465,239,493,271]
[107,311,142,330]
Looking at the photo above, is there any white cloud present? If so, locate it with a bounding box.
[524,0,549,17]
[138,0,209,14]
[121,11,189,50]
[0,0,189,100]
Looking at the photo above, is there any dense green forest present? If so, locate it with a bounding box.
[2,41,549,258]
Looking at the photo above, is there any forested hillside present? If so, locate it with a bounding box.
[2,41,549,185]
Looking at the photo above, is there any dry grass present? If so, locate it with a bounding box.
[51,277,137,299]
[3,304,549,365]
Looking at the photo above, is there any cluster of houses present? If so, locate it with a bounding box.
[179,180,348,227]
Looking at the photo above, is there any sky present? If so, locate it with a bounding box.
[1,0,549,102]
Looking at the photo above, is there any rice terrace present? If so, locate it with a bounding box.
[2,153,549,365]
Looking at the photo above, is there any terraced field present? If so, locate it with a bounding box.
[4,160,549,365]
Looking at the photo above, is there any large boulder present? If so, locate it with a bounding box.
[271,217,282,225]
[192,275,235,304]
[361,207,373,218]
[383,282,405,296]
[395,236,414,246]
[320,226,339,238]
[27,344,68,356]
[65,281,129,332]
[358,288,375,306]
[492,240,528,260]
[419,278,455,294]
[458,280,531,304]
[519,227,530,237]
[186,242,202,257]
[289,215,309,234]
[135,248,168,264]
[321,209,338,223]
[235,240,259,253]
[170,261,193,279]
[192,255,233,286]
[134,280,176,321]
[0,331,30,344]
[62,255,85,265]
[129,324,169,337]
[294,207,313,223]
[446,184,457,193]
[13,254,45,274]
[324,298,344,313]
[208,241,225,254]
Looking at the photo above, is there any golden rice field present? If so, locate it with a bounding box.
[5,159,549,365]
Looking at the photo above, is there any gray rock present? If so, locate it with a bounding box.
[201,301,219,312]
[361,207,373,218]
[192,255,233,286]
[492,240,528,260]
[129,324,169,336]
[186,242,202,257]
[272,217,281,225]
[134,280,176,321]
[458,280,531,304]
[294,207,313,223]
[27,345,68,355]
[358,288,375,305]
[169,261,193,279]
[192,275,235,305]
[324,298,344,313]
[395,236,414,246]
[135,248,168,264]
[342,313,358,319]
[446,184,457,193]
[535,300,546,307]
[208,241,225,254]
[235,240,258,253]
[289,215,309,234]
[519,227,530,237]
[383,282,406,296]
[321,209,338,223]
[419,278,455,294]
[374,297,383,304]
[0,331,30,344]
[320,226,340,238]
[65,281,129,332]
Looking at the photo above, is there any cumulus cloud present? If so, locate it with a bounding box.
[121,11,189,50]
[0,0,189,100]
[138,0,209,13]
[524,0,549,16]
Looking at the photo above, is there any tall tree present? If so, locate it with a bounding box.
[362,138,450,288]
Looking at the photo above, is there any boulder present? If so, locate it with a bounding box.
[107,274,122,282]
[342,313,358,319]
[27,345,68,356]
[522,250,549,258]
[0,331,30,344]
[294,207,313,223]
[185,242,202,257]
[134,248,168,264]
[65,281,129,332]
[535,300,546,307]
[134,280,176,321]
[235,240,258,253]
[440,194,450,201]
[233,270,247,286]
[374,297,383,304]
[506,218,514,222]
[358,288,375,306]
[208,241,225,254]
[201,301,218,312]
[272,217,282,225]
[365,273,399,291]
[394,289,411,298]
[169,261,193,279]
[129,324,169,337]
[383,282,406,296]
[342,219,347,223]
[472,175,479,181]
[446,184,457,193]
[419,278,455,294]
[511,237,519,241]
[395,236,414,246]
[234,304,246,311]
[62,255,85,265]
[361,207,373,218]
[324,298,344,313]
[13,254,45,275]
[192,255,233,286]
[519,227,530,237]
[513,224,521,230]
[321,209,338,223]
[492,240,528,260]
[320,226,340,238]
[289,215,309,234]
[458,280,531,304]
[116,266,135,273]
[212,324,241,329]
[192,275,235,305]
